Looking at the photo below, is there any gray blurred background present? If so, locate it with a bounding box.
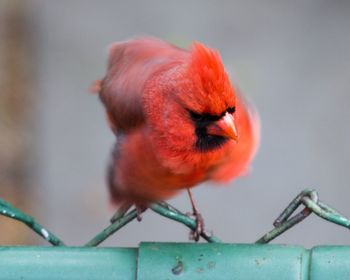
[1,0,350,247]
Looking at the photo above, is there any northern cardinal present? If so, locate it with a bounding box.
[92,37,259,239]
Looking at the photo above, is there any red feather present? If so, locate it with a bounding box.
[94,37,260,206]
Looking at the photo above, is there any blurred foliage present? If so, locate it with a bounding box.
[0,0,34,244]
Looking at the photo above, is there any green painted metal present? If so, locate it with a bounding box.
[2,243,350,279]
[0,198,222,246]
[85,202,221,247]
[310,246,350,280]
[2,190,350,279]
[138,243,309,280]
[0,198,64,246]
[85,208,139,247]
[256,189,350,243]
[149,203,222,243]
[0,246,137,280]
[2,189,350,245]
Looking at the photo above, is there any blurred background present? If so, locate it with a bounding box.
[1,0,350,247]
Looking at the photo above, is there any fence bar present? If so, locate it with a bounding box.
[0,246,137,280]
[1,243,350,279]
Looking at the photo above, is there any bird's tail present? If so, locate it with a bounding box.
[89,79,103,94]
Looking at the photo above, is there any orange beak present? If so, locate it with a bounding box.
[206,112,238,142]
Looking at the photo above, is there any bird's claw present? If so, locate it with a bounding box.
[187,211,205,242]
[136,206,145,221]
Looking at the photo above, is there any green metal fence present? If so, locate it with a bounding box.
[1,189,350,279]
[2,243,350,279]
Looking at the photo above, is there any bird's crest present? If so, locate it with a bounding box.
[190,42,231,95]
[187,42,235,114]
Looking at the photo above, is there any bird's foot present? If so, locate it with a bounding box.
[110,203,146,223]
[136,205,147,221]
[187,210,205,242]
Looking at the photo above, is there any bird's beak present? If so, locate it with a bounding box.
[206,112,238,142]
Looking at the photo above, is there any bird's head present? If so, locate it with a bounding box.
[145,41,241,172]
[175,42,238,151]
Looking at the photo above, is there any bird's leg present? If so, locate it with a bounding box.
[187,189,205,242]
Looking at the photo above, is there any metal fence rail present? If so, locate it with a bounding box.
[2,189,350,279]
[1,243,350,280]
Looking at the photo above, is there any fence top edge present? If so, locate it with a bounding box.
[1,242,350,251]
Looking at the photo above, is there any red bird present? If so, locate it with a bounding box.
[92,37,259,239]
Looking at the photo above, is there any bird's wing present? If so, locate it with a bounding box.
[96,37,187,133]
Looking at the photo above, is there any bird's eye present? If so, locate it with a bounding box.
[227,107,236,114]
[189,110,203,120]
[189,110,221,122]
